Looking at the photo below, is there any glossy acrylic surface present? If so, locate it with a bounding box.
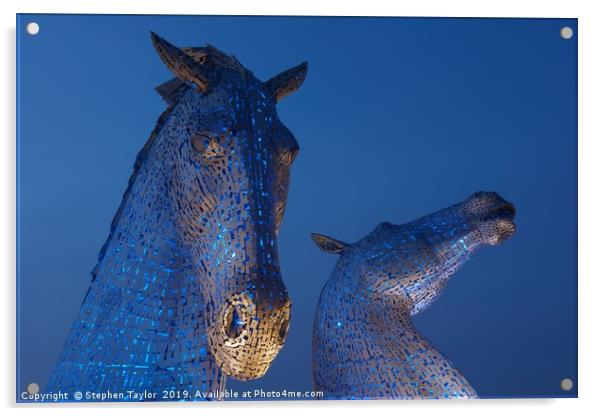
[17,14,577,401]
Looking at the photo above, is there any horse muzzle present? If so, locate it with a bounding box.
[207,289,291,380]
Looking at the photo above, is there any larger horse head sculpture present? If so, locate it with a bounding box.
[46,33,307,399]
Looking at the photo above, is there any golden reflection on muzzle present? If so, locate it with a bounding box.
[461,192,517,246]
[207,291,291,380]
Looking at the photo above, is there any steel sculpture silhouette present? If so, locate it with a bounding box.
[46,33,307,400]
[311,192,516,399]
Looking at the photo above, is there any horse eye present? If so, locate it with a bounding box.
[191,133,226,160]
[191,133,208,152]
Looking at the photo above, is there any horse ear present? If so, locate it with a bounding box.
[150,32,213,94]
[265,61,308,102]
[155,78,189,106]
[310,233,348,254]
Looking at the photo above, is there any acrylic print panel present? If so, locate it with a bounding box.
[16,14,577,402]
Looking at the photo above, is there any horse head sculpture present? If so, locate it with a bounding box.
[311,192,516,399]
[46,33,307,399]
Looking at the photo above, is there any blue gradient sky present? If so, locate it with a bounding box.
[17,14,577,399]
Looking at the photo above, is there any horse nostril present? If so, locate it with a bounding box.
[276,304,291,343]
[278,316,289,342]
[492,202,516,220]
[223,303,245,339]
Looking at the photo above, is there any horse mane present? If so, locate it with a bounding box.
[90,105,173,282]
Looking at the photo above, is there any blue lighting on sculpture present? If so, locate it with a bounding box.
[45,32,307,400]
[311,192,517,399]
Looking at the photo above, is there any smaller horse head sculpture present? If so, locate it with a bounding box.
[149,33,307,380]
[311,192,516,399]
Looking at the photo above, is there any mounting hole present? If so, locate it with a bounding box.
[26,382,40,394]
[26,22,40,36]
[560,26,573,40]
[560,378,574,391]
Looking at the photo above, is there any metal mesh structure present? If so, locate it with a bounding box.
[45,33,307,401]
[311,192,516,399]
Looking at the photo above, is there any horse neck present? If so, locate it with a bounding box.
[361,290,476,398]
[54,113,227,394]
[364,294,430,360]
[314,260,475,398]
[96,101,211,285]
[98,149,182,280]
